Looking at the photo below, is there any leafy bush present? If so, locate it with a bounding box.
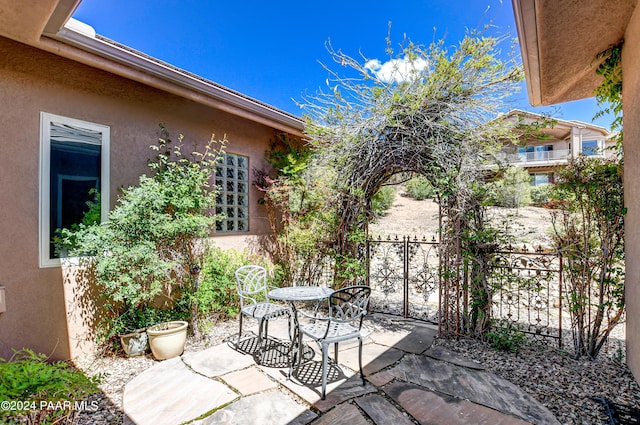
[196,247,272,319]
[486,320,526,352]
[530,184,551,206]
[550,156,624,359]
[405,176,435,200]
[371,186,395,216]
[485,166,532,207]
[59,126,225,346]
[0,349,100,425]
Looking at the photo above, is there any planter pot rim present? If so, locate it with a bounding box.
[147,320,188,335]
[119,327,148,337]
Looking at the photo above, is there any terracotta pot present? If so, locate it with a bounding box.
[119,328,149,357]
[147,321,188,360]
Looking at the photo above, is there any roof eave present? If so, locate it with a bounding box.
[512,0,542,106]
[40,7,305,137]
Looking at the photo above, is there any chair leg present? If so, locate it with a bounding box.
[237,313,244,347]
[358,336,365,386]
[321,343,329,400]
[295,328,304,376]
[257,318,265,347]
[334,342,339,363]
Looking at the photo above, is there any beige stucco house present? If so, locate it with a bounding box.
[0,0,304,360]
[512,0,640,380]
[499,109,614,186]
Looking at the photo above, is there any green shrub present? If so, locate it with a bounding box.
[405,176,435,200]
[371,186,396,216]
[530,184,551,206]
[0,349,100,425]
[59,127,225,346]
[196,247,272,319]
[484,167,532,207]
[486,319,526,352]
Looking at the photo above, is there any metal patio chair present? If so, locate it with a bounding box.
[296,285,371,399]
[235,265,290,349]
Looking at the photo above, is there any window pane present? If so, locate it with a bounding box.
[50,137,101,258]
[582,140,599,155]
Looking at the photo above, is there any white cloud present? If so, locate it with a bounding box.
[365,56,428,83]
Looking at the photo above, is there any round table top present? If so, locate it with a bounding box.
[268,286,333,301]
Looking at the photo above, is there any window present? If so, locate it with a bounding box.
[518,146,534,161]
[535,145,553,160]
[529,172,552,186]
[39,113,110,267]
[582,140,601,156]
[520,145,553,161]
[215,153,249,233]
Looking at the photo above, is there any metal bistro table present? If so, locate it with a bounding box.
[268,286,334,377]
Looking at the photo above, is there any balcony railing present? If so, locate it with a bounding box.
[507,149,570,164]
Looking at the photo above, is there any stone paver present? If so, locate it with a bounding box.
[260,362,376,412]
[194,390,317,425]
[221,366,277,395]
[425,345,485,370]
[182,343,255,377]
[366,370,395,387]
[311,403,370,425]
[355,394,415,425]
[338,342,404,375]
[370,327,411,348]
[388,324,438,354]
[385,381,532,425]
[123,357,237,425]
[388,354,560,424]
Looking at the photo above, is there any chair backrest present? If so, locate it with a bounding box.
[235,265,267,307]
[329,286,371,328]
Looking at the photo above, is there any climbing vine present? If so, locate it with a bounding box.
[594,41,623,150]
[299,31,524,334]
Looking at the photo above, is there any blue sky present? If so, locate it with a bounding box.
[72,0,614,130]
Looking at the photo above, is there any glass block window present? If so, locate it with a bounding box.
[215,153,249,232]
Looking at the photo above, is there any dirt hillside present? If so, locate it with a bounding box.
[369,186,554,248]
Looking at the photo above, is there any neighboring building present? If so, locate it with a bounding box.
[0,1,304,360]
[498,110,614,186]
[511,0,640,381]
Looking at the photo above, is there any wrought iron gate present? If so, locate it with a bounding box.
[365,235,564,346]
[366,235,440,321]
[488,246,563,346]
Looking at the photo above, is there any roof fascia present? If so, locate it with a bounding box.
[503,109,611,136]
[512,0,543,106]
[40,4,305,136]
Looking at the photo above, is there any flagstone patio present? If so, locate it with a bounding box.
[122,313,560,425]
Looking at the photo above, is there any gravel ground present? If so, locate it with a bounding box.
[434,334,640,425]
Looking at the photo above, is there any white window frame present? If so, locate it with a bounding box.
[581,139,603,156]
[39,112,110,268]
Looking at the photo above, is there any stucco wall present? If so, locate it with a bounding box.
[0,36,278,360]
[624,7,640,380]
